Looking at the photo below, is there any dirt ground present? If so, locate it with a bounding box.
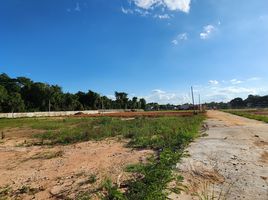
[174,110,268,200]
[0,129,153,199]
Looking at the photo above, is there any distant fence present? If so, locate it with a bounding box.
[0,109,143,119]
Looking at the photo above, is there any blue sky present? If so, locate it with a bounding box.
[1,0,268,104]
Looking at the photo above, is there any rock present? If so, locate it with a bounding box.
[50,186,67,197]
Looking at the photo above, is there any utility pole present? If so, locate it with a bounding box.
[191,86,195,113]
[48,99,51,112]
[199,94,201,112]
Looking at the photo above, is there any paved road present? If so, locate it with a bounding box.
[175,111,268,200]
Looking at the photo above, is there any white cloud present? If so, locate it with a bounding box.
[121,7,134,14]
[163,0,191,13]
[134,8,150,16]
[203,81,268,102]
[218,86,256,94]
[247,77,261,81]
[134,0,158,10]
[178,32,188,40]
[118,77,267,105]
[133,0,191,13]
[209,80,219,85]
[154,14,170,19]
[145,89,191,104]
[200,25,215,40]
[121,6,150,17]
[230,79,243,84]
[172,33,188,45]
[74,2,80,12]
[259,15,268,22]
[171,40,178,45]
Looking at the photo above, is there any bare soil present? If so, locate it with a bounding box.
[175,111,268,200]
[0,129,153,199]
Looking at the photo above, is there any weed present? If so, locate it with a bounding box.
[76,192,92,200]
[17,185,43,195]
[79,174,97,186]
[0,186,11,199]
[101,179,126,200]
[30,150,63,160]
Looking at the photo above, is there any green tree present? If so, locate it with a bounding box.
[230,97,245,109]
[131,97,138,109]
[61,93,82,111]
[139,98,146,110]
[5,93,25,113]
[0,86,8,112]
[115,92,128,109]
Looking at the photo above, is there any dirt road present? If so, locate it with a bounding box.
[176,110,268,200]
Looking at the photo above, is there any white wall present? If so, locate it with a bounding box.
[0,110,124,119]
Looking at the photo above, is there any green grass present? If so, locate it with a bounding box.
[32,116,204,149]
[0,115,205,200]
[0,117,86,130]
[225,110,268,123]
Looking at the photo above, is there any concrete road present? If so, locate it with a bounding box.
[175,110,268,200]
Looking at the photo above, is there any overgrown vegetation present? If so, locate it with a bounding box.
[226,110,268,123]
[0,115,205,199]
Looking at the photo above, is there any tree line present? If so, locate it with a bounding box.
[0,73,146,113]
[205,95,268,109]
[1,73,267,113]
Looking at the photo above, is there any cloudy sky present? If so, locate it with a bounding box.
[1,0,268,104]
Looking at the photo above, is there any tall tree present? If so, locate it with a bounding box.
[5,93,25,113]
[230,97,245,109]
[139,98,146,110]
[115,92,128,109]
[0,86,8,112]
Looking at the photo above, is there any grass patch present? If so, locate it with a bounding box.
[0,117,89,130]
[33,116,204,148]
[225,110,268,123]
[77,115,203,199]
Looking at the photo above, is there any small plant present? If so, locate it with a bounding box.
[0,186,11,199]
[101,179,126,200]
[79,174,97,186]
[30,150,63,160]
[87,174,97,184]
[1,131,4,140]
[76,192,92,200]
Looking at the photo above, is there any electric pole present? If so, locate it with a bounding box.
[191,86,195,113]
[199,94,201,112]
[49,99,51,112]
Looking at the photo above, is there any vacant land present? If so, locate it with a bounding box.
[176,111,268,200]
[0,112,204,200]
